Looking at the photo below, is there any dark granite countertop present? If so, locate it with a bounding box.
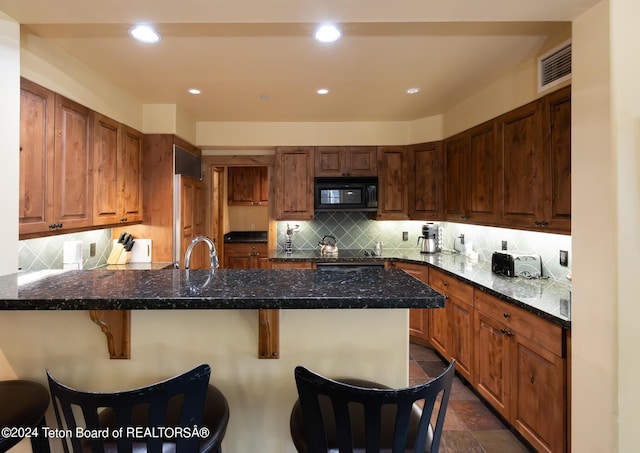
[0,268,444,311]
[223,231,268,243]
[270,249,572,328]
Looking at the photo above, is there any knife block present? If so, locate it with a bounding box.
[107,243,124,265]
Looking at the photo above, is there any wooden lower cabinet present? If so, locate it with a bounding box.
[474,290,566,453]
[224,243,269,269]
[428,268,474,383]
[391,262,430,345]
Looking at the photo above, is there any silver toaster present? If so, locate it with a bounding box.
[491,251,543,278]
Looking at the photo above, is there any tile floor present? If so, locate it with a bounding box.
[409,343,534,453]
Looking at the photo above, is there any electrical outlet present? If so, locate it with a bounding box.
[501,240,507,250]
[402,231,408,241]
[89,243,96,257]
[459,234,465,245]
[559,250,569,267]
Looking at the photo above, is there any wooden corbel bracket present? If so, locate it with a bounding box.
[258,309,280,359]
[89,310,131,359]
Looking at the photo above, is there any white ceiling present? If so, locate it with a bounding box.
[1,0,596,122]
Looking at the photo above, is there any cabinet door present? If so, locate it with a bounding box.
[253,243,270,269]
[275,147,314,219]
[53,94,93,230]
[498,101,544,228]
[225,254,252,269]
[377,146,408,219]
[542,85,571,233]
[315,146,344,176]
[408,142,442,220]
[179,176,207,269]
[228,166,269,206]
[345,146,377,176]
[120,126,143,223]
[468,120,498,223]
[258,166,269,204]
[428,307,449,358]
[443,131,468,221]
[93,113,121,225]
[474,308,511,420]
[449,298,474,382]
[229,167,258,205]
[19,79,55,236]
[511,334,566,453]
[393,262,430,345]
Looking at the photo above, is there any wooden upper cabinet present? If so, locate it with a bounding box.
[444,120,498,224]
[275,147,314,220]
[542,85,571,233]
[53,94,93,231]
[376,146,409,220]
[228,166,268,206]
[443,131,468,222]
[93,115,143,226]
[19,78,55,236]
[120,126,144,223]
[467,120,499,224]
[497,100,545,229]
[408,142,442,220]
[92,114,121,225]
[315,146,377,177]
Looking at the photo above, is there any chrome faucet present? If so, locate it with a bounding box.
[184,236,219,270]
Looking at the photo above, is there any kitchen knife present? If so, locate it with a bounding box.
[107,232,128,265]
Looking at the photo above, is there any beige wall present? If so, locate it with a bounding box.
[0,309,409,453]
[20,29,143,131]
[610,0,640,449]
[571,2,617,451]
[0,16,19,276]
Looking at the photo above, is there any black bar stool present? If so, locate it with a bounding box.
[0,380,51,453]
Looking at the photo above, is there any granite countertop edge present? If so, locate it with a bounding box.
[270,249,572,329]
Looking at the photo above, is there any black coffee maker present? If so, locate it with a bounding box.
[417,223,440,254]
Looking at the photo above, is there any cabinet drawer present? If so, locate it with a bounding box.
[225,243,267,256]
[428,268,473,305]
[474,290,563,356]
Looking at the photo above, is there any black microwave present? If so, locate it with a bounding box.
[314,177,378,211]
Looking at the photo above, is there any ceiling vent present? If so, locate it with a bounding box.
[538,40,571,92]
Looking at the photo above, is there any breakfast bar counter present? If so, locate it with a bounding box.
[0,268,438,452]
[0,268,445,310]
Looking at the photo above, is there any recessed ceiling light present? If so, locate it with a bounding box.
[314,24,342,43]
[259,95,270,101]
[406,87,421,94]
[129,24,161,44]
[316,89,330,95]
[188,88,201,95]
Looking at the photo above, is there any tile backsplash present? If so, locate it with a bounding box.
[19,229,112,271]
[277,213,572,282]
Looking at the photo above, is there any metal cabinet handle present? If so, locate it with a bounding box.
[501,328,514,337]
[503,312,510,318]
[534,220,549,227]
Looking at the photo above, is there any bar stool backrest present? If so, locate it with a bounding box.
[293,360,456,453]
[46,364,211,453]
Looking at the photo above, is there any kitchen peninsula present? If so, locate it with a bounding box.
[0,268,443,453]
